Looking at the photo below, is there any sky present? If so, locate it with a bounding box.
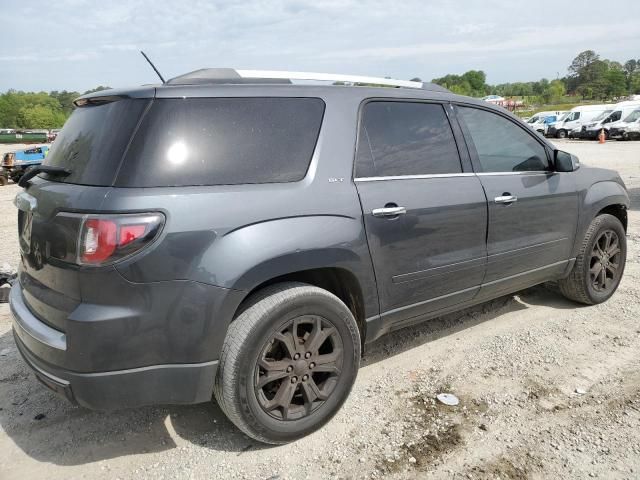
[1,0,639,92]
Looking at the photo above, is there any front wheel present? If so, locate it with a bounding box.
[214,282,361,444]
[556,129,567,139]
[559,214,626,305]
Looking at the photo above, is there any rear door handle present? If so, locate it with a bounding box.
[494,195,518,204]
[372,206,407,217]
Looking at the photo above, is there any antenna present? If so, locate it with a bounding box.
[140,50,166,84]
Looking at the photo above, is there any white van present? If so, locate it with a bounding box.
[544,112,571,137]
[582,100,640,139]
[527,111,567,134]
[609,108,640,140]
[548,104,614,139]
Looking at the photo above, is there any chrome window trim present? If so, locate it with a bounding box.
[354,173,476,182]
[354,171,552,182]
[475,171,552,176]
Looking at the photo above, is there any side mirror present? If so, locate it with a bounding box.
[554,150,580,172]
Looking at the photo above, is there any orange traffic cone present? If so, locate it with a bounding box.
[598,129,606,144]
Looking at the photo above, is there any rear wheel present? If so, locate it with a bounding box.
[214,282,361,444]
[559,214,626,304]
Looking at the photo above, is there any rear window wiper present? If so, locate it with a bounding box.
[18,165,71,188]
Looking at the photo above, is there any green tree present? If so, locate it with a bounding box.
[18,104,65,129]
[0,86,109,129]
[623,59,637,76]
[544,79,566,104]
[629,72,640,94]
[605,68,628,98]
[431,70,488,97]
[50,90,81,115]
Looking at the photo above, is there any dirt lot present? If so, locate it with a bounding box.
[0,139,639,480]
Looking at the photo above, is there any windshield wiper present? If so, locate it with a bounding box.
[18,165,71,188]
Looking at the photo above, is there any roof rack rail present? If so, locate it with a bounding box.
[166,68,449,92]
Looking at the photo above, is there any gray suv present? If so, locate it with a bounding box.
[10,69,629,444]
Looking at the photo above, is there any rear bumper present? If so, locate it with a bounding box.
[10,280,223,410]
[13,331,217,409]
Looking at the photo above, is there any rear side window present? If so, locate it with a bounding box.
[116,97,325,187]
[43,99,150,186]
[355,101,461,178]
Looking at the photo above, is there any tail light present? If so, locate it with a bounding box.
[51,212,164,266]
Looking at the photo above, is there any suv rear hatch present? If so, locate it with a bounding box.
[15,90,153,332]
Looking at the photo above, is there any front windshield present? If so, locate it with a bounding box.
[592,110,613,122]
[557,112,569,121]
[527,116,539,124]
[623,109,640,123]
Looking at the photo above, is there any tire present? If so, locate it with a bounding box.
[556,129,567,139]
[559,214,626,305]
[213,282,361,444]
[0,176,7,186]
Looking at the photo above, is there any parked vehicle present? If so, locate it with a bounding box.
[610,108,640,140]
[526,110,560,127]
[10,70,629,444]
[544,112,570,137]
[572,109,613,139]
[48,129,61,142]
[547,104,614,138]
[581,100,640,140]
[0,130,49,144]
[528,112,567,135]
[1,145,49,185]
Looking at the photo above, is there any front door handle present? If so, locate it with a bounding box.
[372,206,407,217]
[494,194,518,204]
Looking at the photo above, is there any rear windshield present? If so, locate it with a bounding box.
[43,99,150,185]
[116,97,325,187]
[43,97,325,187]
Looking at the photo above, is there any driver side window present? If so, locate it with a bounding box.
[458,106,550,173]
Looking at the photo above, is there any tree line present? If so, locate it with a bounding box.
[0,86,110,130]
[430,50,640,104]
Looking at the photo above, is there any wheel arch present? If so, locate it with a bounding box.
[573,181,630,257]
[597,204,627,232]
[234,266,368,348]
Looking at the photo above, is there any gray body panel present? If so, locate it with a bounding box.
[356,176,487,321]
[9,82,629,410]
[477,171,578,284]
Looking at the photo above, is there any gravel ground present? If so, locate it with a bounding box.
[0,139,639,480]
